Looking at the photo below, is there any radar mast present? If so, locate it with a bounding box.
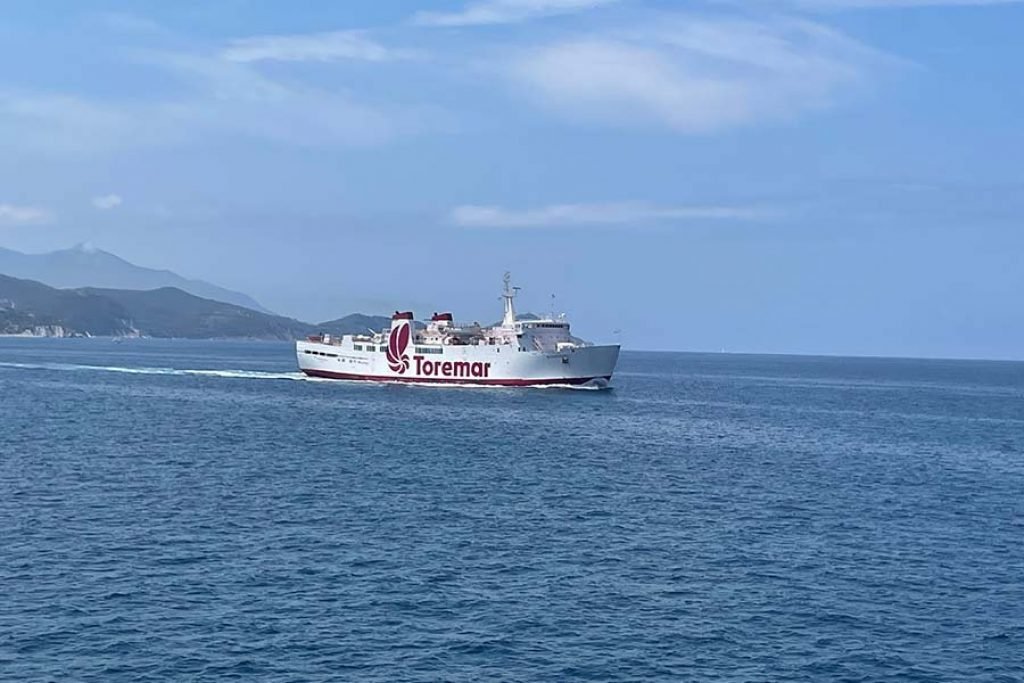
[501,272,520,327]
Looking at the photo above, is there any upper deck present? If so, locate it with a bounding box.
[304,274,588,354]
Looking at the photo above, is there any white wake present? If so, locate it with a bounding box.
[0,361,611,390]
[0,361,307,381]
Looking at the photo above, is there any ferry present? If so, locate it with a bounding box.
[296,274,619,387]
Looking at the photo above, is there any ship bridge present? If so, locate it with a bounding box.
[514,319,576,353]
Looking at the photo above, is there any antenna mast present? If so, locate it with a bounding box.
[501,271,519,327]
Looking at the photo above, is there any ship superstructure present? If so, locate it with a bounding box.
[296,274,619,387]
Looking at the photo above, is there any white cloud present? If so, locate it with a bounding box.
[451,201,773,227]
[507,17,902,133]
[0,8,908,154]
[0,49,435,153]
[92,194,123,210]
[0,92,159,153]
[0,204,53,226]
[414,0,619,26]
[223,31,416,63]
[145,53,407,146]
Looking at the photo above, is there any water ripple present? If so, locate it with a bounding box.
[1,340,1022,681]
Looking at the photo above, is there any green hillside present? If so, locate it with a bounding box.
[0,274,310,339]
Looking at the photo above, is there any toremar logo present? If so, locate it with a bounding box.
[386,322,411,373]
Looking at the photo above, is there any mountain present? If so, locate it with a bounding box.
[315,313,393,336]
[0,244,271,314]
[0,274,135,336]
[0,274,562,341]
[0,274,310,340]
[314,313,428,335]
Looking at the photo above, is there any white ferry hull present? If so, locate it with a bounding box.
[296,340,619,387]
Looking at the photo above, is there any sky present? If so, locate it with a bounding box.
[0,0,1022,358]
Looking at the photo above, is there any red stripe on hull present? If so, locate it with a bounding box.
[301,368,609,386]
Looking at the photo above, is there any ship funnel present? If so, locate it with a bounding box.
[431,312,453,328]
[391,311,414,331]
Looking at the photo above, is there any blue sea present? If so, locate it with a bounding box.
[2,338,1023,681]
